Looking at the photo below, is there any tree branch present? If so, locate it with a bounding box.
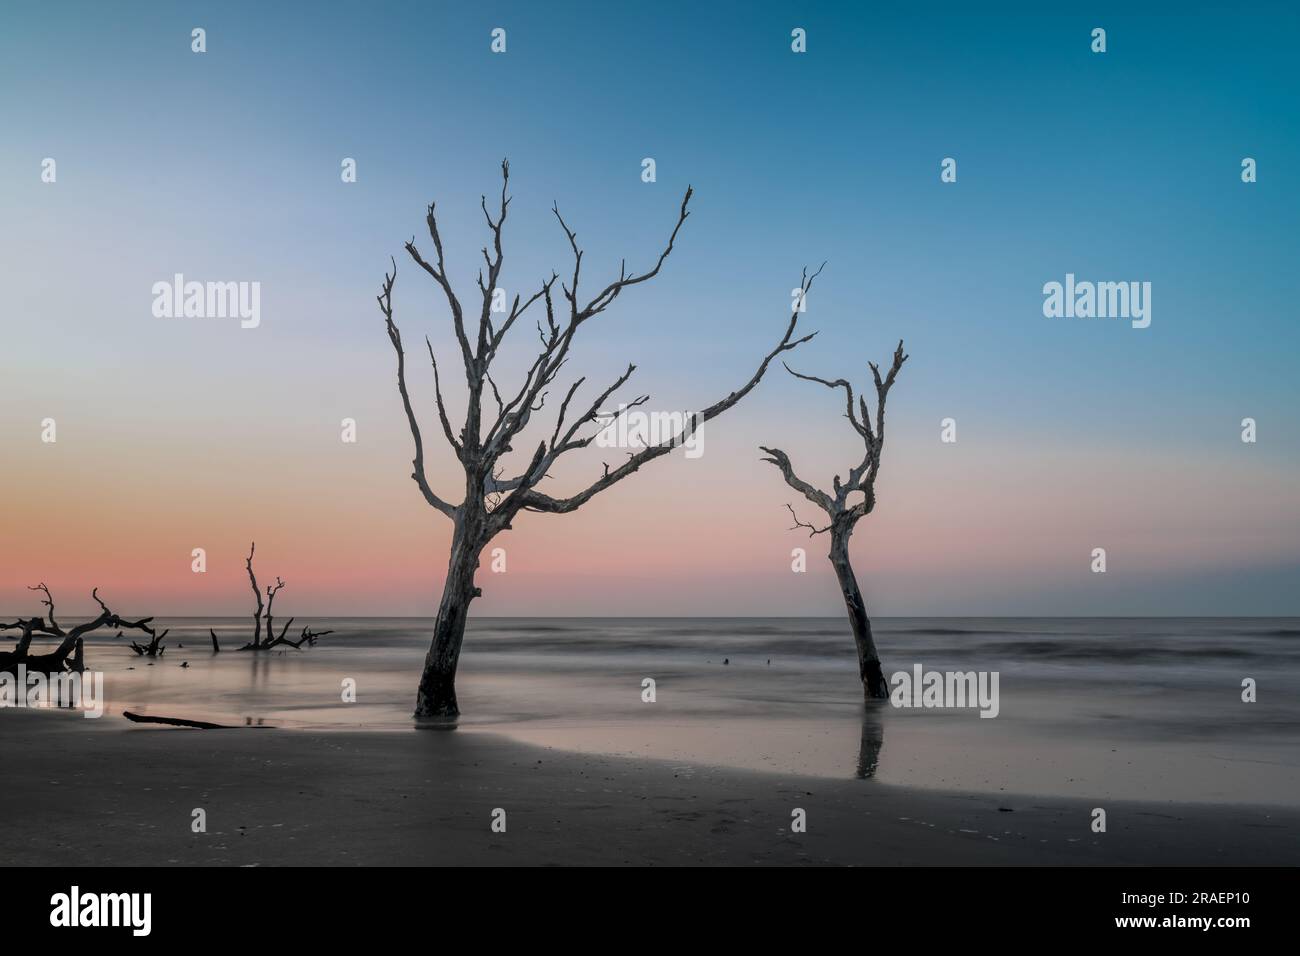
[510,267,821,517]
[404,209,472,373]
[378,260,458,519]
[784,502,832,537]
[761,339,908,530]
[26,583,62,635]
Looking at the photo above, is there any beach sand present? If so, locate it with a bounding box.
[2,709,1295,866]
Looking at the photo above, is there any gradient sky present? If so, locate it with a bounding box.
[2,1,1297,617]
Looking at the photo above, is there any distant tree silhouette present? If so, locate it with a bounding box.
[1,583,159,673]
[208,543,331,652]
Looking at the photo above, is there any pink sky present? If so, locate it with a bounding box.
[4,403,1296,618]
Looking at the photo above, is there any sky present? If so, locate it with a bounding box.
[1,1,1297,617]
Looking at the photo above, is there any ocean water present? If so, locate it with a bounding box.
[19,617,1300,805]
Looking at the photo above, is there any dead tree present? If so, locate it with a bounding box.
[209,543,333,651]
[760,341,908,700]
[1,584,160,674]
[380,160,816,720]
[128,627,168,658]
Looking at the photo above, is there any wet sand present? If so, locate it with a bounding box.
[2,710,1296,866]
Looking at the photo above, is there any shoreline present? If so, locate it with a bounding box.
[2,710,1296,866]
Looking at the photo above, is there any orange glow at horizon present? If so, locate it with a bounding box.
[3,411,1297,619]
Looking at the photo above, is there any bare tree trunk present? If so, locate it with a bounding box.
[830,528,888,700]
[246,545,264,650]
[414,529,482,720]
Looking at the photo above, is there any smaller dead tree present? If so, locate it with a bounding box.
[209,543,333,652]
[129,628,168,658]
[1,584,161,674]
[760,341,908,701]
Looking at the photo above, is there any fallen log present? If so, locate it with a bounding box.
[123,710,237,729]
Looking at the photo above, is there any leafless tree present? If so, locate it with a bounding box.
[760,340,908,700]
[128,626,168,658]
[208,543,332,652]
[1,584,159,674]
[380,160,816,720]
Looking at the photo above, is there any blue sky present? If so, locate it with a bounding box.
[1,1,1297,616]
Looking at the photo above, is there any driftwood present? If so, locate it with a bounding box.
[208,543,333,651]
[294,625,333,647]
[211,623,329,653]
[129,627,168,658]
[380,159,817,719]
[2,585,159,675]
[123,710,234,729]
[760,341,909,700]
